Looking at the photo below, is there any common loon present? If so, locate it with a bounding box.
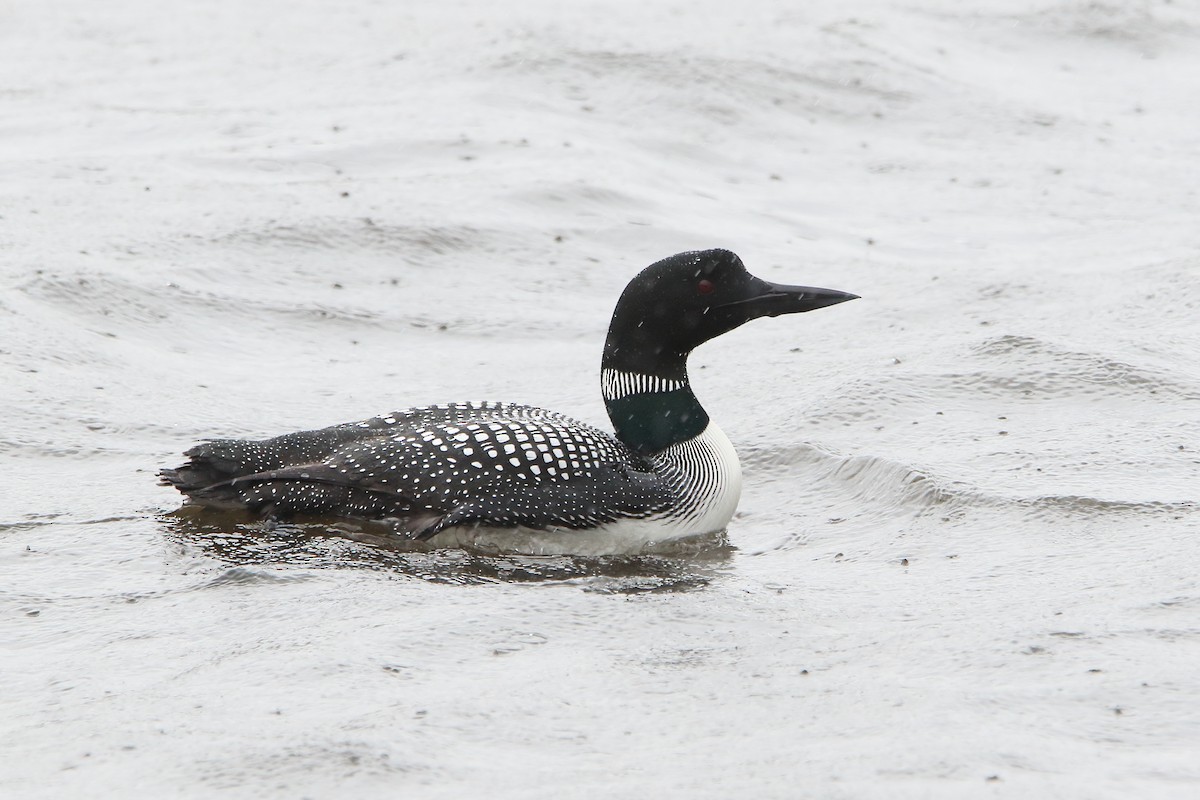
[161,249,857,552]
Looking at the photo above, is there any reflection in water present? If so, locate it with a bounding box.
[161,507,733,593]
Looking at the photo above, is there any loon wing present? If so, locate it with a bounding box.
[160,402,674,536]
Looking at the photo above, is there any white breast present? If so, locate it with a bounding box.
[649,421,743,537]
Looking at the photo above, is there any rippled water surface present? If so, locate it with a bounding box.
[3,0,1199,797]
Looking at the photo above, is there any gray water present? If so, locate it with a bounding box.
[3,0,1199,797]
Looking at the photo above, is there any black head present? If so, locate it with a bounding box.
[602,249,858,376]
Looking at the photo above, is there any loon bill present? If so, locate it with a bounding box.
[160,249,858,547]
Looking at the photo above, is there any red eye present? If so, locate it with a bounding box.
[697,279,715,295]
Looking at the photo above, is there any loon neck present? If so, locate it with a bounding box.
[601,296,712,454]
[601,356,709,455]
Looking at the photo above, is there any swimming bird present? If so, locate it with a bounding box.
[160,249,857,552]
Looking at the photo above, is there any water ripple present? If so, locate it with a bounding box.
[742,443,1198,522]
[161,510,730,592]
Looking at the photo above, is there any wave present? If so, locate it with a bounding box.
[798,334,1200,436]
[1005,2,1196,48]
[968,334,1200,401]
[495,46,919,128]
[741,442,1197,522]
[209,219,514,262]
[13,266,575,345]
[17,270,381,330]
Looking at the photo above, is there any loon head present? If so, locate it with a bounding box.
[603,249,859,373]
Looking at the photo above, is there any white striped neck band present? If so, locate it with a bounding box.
[601,368,688,401]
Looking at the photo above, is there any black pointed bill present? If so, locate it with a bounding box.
[715,280,860,318]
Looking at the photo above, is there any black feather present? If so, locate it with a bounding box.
[160,402,674,534]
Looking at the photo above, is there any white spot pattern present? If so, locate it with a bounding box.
[167,402,742,542]
[171,403,671,533]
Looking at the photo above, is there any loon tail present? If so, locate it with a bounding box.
[159,441,450,538]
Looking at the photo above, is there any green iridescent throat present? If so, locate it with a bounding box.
[605,386,709,455]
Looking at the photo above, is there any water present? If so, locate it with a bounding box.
[3,0,1199,797]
